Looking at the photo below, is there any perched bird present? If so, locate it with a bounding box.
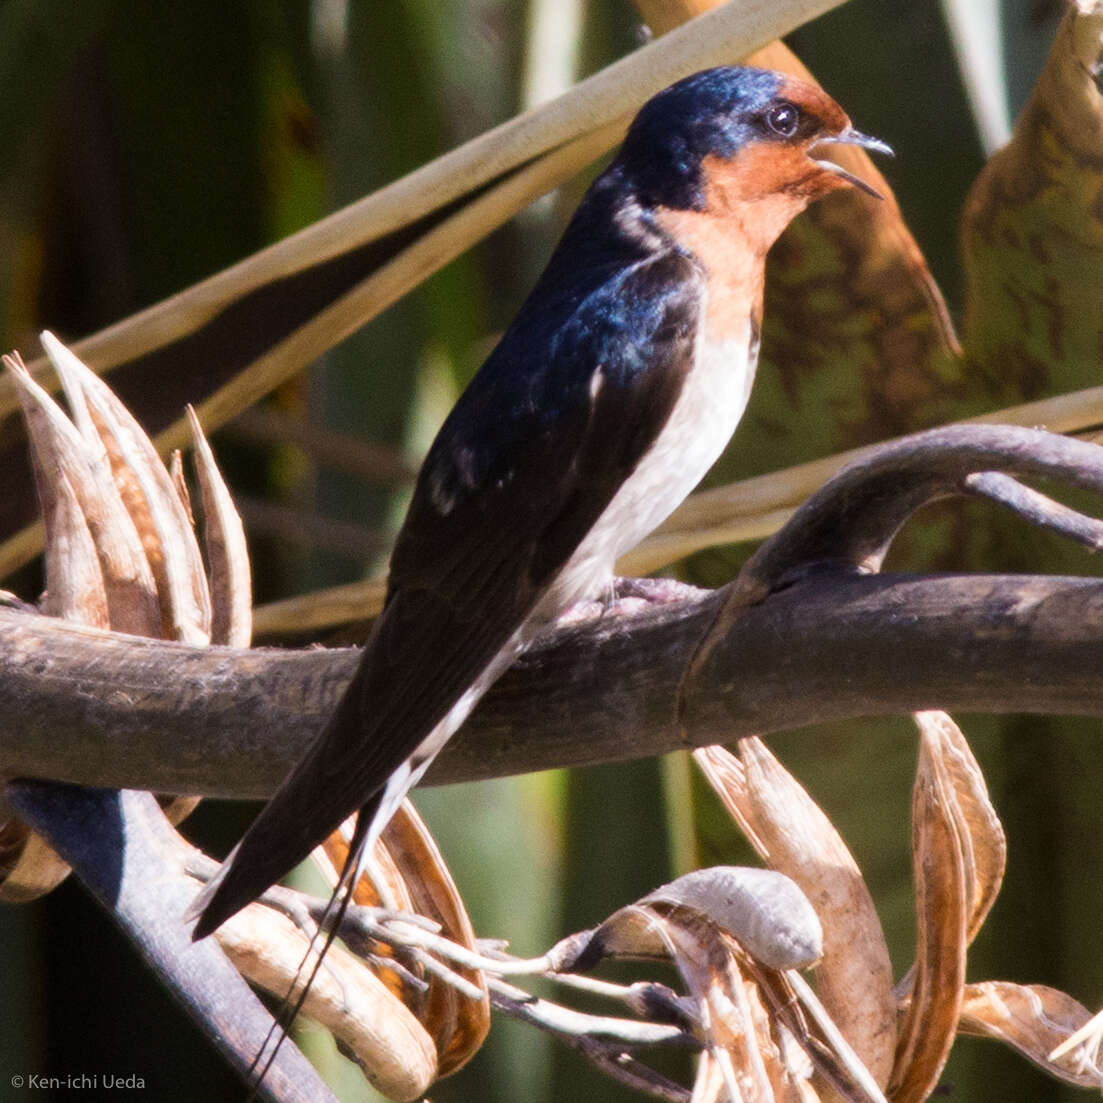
[191,66,889,941]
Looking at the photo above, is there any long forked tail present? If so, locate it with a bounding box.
[187,781,361,941]
[244,810,373,1100]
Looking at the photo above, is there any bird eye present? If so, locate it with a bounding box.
[765,103,800,138]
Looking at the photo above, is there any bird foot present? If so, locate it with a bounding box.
[556,576,701,625]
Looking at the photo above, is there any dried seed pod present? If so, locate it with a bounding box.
[6,350,161,636]
[695,741,896,1089]
[215,901,438,1102]
[0,337,251,893]
[888,715,969,1103]
[567,866,821,973]
[644,866,823,971]
[912,711,1005,941]
[42,332,211,644]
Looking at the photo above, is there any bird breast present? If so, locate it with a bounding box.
[545,304,757,612]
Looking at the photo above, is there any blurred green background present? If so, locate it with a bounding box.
[2,1,1100,1101]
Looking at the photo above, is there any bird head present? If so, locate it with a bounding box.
[619,66,891,251]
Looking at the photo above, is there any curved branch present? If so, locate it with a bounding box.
[735,424,1103,601]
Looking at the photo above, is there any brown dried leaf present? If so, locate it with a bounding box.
[0,354,103,901]
[43,332,211,645]
[3,351,110,630]
[561,869,881,1102]
[695,742,896,1089]
[647,867,823,970]
[751,968,885,1103]
[215,901,437,1102]
[168,450,194,525]
[5,351,160,636]
[912,711,1005,942]
[959,981,1103,1090]
[187,406,252,648]
[319,800,490,1077]
[888,723,968,1103]
[660,909,778,1102]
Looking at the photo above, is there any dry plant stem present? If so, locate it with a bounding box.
[694,742,896,1089]
[731,424,1103,602]
[226,406,417,485]
[4,576,1103,798]
[315,901,694,1048]
[4,782,336,1103]
[487,976,693,1103]
[5,569,1103,798]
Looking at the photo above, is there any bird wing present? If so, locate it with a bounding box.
[192,245,702,937]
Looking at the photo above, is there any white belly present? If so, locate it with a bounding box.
[545,315,756,610]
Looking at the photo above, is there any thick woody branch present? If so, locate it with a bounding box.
[3,424,1103,800]
[1,571,1101,800]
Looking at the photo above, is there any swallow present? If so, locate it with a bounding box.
[191,66,890,942]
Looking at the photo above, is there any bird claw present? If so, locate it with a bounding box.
[556,576,701,626]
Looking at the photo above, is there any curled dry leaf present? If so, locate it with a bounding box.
[888,715,969,1103]
[566,866,822,973]
[645,867,823,971]
[556,867,890,1101]
[694,742,896,1089]
[215,901,437,1102]
[642,903,799,1102]
[959,981,1103,1090]
[911,711,1005,942]
[671,919,780,1102]
[318,800,490,1078]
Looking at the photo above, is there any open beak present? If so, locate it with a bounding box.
[809,127,894,200]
